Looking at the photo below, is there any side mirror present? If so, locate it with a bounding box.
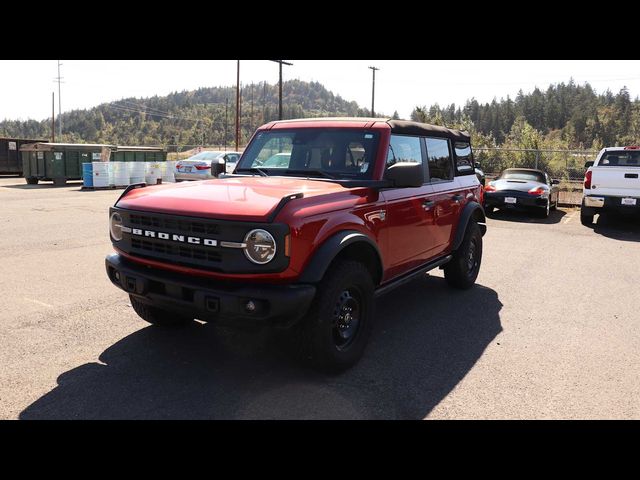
[385,162,424,188]
[552,179,560,185]
[585,161,594,168]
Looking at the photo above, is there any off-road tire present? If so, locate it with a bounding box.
[289,260,375,373]
[444,220,482,290]
[130,295,193,326]
[25,177,38,185]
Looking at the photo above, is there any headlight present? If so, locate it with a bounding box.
[110,212,124,241]
[243,229,276,264]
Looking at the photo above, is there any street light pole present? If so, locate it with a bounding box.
[368,66,379,117]
[270,60,293,120]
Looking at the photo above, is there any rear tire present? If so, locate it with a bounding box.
[130,295,193,326]
[538,200,550,218]
[25,177,38,185]
[289,260,375,373]
[580,210,595,226]
[444,220,482,289]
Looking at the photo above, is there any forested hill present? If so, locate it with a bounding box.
[411,80,640,151]
[0,80,380,146]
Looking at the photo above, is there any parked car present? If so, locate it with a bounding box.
[105,118,486,372]
[581,146,640,225]
[175,151,241,180]
[484,168,560,218]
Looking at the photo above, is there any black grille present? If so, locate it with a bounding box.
[131,238,221,263]
[129,214,220,235]
[113,208,289,274]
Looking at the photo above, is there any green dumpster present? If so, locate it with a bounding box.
[20,143,112,186]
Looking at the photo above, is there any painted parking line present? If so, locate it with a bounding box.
[562,211,577,224]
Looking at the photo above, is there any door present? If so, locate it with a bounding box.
[381,134,440,279]
[424,137,460,254]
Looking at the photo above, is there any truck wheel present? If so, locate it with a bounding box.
[444,220,482,290]
[292,260,375,373]
[580,209,595,226]
[25,177,38,185]
[129,295,193,327]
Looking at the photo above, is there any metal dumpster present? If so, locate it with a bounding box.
[110,146,167,163]
[20,143,112,185]
[0,137,47,174]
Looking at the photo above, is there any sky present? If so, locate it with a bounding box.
[2,60,640,122]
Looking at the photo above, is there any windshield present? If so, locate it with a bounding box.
[500,169,545,183]
[189,151,222,161]
[236,129,380,180]
[599,151,640,167]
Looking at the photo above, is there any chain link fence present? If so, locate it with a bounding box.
[474,147,597,205]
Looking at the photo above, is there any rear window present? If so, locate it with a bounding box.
[598,151,640,167]
[500,169,545,183]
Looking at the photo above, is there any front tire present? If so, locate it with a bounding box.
[444,220,482,290]
[291,260,375,373]
[130,295,193,326]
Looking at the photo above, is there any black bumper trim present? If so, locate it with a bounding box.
[105,253,315,327]
[485,192,547,209]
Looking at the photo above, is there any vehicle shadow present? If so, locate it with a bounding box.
[2,181,83,190]
[587,212,640,243]
[20,276,502,420]
[487,207,567,224]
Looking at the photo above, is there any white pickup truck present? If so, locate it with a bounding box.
[581,146,640,225]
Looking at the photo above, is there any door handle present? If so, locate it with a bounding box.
[422,199,435,210]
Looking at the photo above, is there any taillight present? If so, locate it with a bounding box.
[528,186,546,195]
[485,183,496,192]
[584,170,592,189]
[195,165,211,170]
[176,163,182,169]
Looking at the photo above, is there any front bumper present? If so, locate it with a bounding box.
[484,191,548,209]
[105,253,316,327]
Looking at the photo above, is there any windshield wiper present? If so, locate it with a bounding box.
[283,169,337,179]
[235,167,268,177]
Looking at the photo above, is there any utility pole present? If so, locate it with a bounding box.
[56,60,63,137]
[270,60,293,120]
[250,83,254,132]
[369,66,379,117]
[235,60,240,151]
[262,81,266,123]
[51,92,55,143]
[224,97,228,152]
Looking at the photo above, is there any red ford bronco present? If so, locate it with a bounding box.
[105,118,486,371]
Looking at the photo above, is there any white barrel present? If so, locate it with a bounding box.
[160,161,175,183]
[145,162,161,185]
[92,161,110,188]
[111,162,130,186]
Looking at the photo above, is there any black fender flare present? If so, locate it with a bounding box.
[452,201,486,251]
[297,230,383,284]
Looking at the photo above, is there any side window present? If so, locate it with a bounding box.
[386,135,422,167]
[454,141,474,176]
[425,137,453,182]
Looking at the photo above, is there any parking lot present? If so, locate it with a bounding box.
[1,176,639,419]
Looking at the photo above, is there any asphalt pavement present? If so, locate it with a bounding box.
[1,176,639,419]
